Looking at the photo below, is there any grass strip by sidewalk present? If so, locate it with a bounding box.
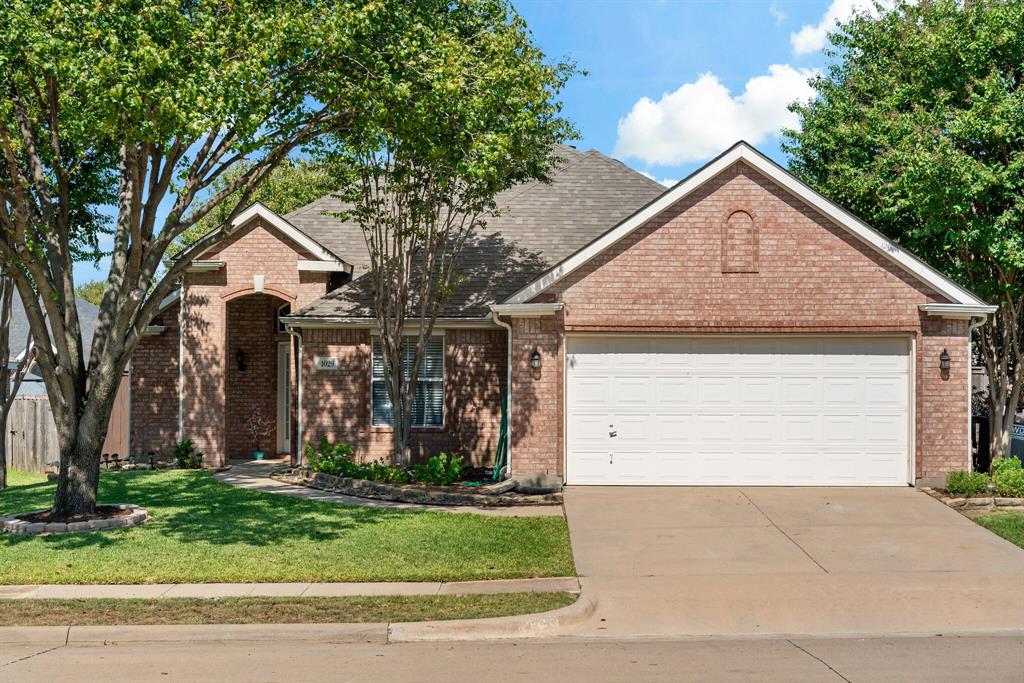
[0,592,578,626]
[974,511,1024,549]
[0,469,574,584]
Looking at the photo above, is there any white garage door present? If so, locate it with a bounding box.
[566,336,911,486]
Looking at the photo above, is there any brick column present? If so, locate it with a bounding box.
[509,313,563,484]
[180,284,227,466]
[917,315,971,483]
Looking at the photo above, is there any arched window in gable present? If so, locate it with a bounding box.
[722,209,758,273]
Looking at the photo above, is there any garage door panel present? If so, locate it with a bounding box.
[566,335,911,486]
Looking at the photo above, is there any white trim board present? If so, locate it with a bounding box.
[179,202,352,273]
[504,141,988,308]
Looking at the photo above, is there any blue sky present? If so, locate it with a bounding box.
[75,0,870,285]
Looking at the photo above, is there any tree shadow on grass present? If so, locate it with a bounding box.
[2,470,417,551]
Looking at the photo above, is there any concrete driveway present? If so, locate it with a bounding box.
[562,486,1024,639]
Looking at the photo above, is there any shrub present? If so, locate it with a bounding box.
[172,439,204,469]
[304,438,355,475]
[304,438,410,484]
[991,457,1024,497]
[413,453,465,486]
[944,470,988,497]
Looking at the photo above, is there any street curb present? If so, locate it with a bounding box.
[387,592,596,642]
[0,623,389,645]
[0,594,594,645]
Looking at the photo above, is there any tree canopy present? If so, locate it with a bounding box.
[783,0,1024,453]
[0,0,575,514]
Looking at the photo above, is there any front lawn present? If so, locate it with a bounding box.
[975,511,1024,549]
[0,469,573,584]
[0,592,578,626]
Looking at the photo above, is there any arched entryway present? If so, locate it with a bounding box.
[224,293,294,459]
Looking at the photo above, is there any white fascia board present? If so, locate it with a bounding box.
[185,260,225,273]
[919,303,997,319]
[504,142,988,307]
[297,260,351,273]
[157,290,181,313]
[142,325,168,336]
[181,202,351,272]
[231,202,350,269]
[280,316,498,330]
[490,303,563,317]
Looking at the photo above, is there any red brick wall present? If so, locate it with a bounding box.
[509,160,970,482]
[131,302,180,457]
[918,316,970,478]
[225,294,288,458]
[180,218,328,465]
[300,327,506,466]
[509,314,564,477]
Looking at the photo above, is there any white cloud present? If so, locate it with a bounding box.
[639,171,678,187]
[613,64,818,166]
[769,1,786,26]
[790,0,891,56]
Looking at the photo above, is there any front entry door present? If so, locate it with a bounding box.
[276,341,291,454]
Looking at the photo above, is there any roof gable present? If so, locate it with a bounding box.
[503,141,987,308]
[177,202,350,273]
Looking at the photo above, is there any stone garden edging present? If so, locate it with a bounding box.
[922,488,1024,513]
[273,468,562,507]
[1,504,149,535]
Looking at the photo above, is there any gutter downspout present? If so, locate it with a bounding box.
[491,310,513,480]
[177,281,185,443]
[968,315,988,471]
[285,326,304,467]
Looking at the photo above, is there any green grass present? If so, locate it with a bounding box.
[0,592,578,626]
[975,511,1024,549]
[0,469,574,584]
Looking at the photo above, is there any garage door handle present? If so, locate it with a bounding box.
[609,430,617,437]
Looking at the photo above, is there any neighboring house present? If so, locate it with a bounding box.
[132,142,992,487]
[4,294,130,464]
[6,294,100,397]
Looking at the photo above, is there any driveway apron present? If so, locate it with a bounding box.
[562,486,1024,639]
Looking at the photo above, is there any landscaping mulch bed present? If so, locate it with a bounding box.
[275,468,563,507]
[16,505,133,524]
[921,487,1024,513]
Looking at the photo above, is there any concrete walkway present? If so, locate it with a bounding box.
[561,486,1024,639]
[0,576,579,600]
[213,460,562,517]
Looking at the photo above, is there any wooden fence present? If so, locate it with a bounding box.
[4,373,130,474]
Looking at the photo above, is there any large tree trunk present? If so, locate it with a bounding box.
[51,422,106,517]
[980,302,1024,465]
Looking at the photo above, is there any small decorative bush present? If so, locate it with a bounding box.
[172,439,204,469]
[305,438,356,475]
[944,470,988,497]
[246,407,274,453]
[413,453,465,486]
[991,457,1024,497]
[304,438,411,484]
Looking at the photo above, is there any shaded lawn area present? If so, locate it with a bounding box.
[0,470,574,584]
[975,511,1024,549]
[0,592,577,626]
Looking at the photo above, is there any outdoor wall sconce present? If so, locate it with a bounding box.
[939,348,951,371]
[235,348,246,372]
[530,349,542,370]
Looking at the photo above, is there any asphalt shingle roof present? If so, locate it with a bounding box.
[285,146,666,319]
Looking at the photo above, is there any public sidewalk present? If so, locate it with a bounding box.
[0,576,579,600]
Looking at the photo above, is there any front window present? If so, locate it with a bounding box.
[371,336,444,427]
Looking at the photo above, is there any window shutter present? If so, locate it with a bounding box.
[371,335,443,428]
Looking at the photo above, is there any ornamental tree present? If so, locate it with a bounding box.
[332,0,576,464]
[783,0,1024,458]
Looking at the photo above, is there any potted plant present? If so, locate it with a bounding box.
[246,408,275,460]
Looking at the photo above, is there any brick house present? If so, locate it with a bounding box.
[131,142,992,487]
